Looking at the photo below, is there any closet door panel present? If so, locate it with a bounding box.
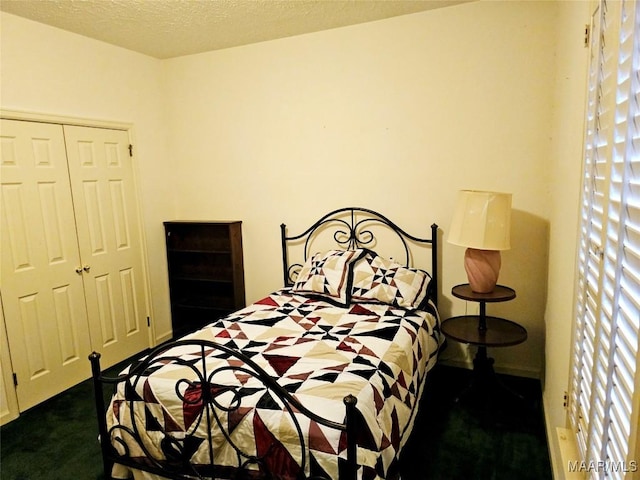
[64,126,149,368]
[0,307,19,426]
[0,119,92,411]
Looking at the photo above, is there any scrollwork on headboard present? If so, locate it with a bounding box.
[280,207,439,306]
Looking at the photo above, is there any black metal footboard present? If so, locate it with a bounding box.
[90,339,359,480]
[90,207,440,480]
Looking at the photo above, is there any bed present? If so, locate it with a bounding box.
[90,207,442,480]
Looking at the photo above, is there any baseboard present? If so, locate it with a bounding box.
[555,427,583,480]
[0,409,20,427]
[154,330,174,346]
[437,357,541,379]
[544,394,563,480]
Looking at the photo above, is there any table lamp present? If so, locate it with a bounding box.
[447,190,512,293]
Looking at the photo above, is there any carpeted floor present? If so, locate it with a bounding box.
[400,365,552,480]
[0,363,551,480]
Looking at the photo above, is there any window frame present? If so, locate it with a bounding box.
[568,0,640,478]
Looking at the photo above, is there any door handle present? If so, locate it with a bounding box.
[75,267,83,275]
[83,265,91,273]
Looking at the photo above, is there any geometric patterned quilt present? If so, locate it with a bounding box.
[107,289,442,480]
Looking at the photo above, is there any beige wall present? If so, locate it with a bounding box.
[545,2,592,478]
[1,1,591,472]
[0,12,174,341]
[162,1,557,378]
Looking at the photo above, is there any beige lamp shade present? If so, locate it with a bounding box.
[447,190,512,251]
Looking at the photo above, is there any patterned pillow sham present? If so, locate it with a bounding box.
[351,250,431,309]
[291,249,365,307]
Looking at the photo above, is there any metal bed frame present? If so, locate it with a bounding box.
[90,207,439,480]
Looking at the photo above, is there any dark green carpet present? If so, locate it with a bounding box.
[1,363,551,480]
[400,365,552,480]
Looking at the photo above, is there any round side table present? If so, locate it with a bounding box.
[441,284,527,411]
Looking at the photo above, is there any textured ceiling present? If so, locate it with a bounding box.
[0,0,472,59]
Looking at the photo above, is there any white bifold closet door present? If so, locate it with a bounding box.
[0,119,150,412]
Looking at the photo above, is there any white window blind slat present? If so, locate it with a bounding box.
[569,0,639,478]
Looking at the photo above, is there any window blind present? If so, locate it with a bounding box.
[570,0,640,477]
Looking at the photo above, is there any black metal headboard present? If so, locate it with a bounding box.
[280,207,439,306]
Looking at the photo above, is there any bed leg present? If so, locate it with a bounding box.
[89,351,113,480]
[343,394,358,480]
